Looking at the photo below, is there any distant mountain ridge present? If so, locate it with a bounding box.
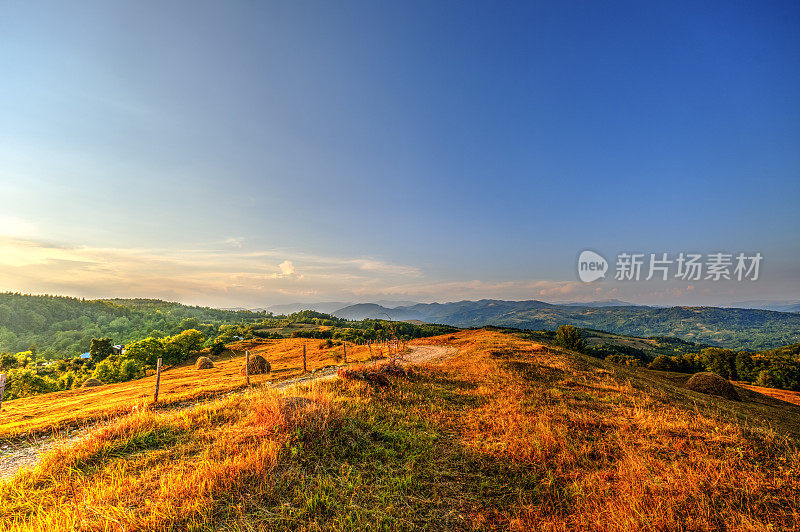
[558,299,639,307]
[332,299,800,350]
[729,300,800,313]
[264,300,419,315]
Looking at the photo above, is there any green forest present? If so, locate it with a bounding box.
[0,293,267,358]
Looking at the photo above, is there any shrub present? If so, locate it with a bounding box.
[163,329,205,365]
[648,355,678,372]
[208,341,226,356]
[93,358,121,383]
[555,325,585,352]
[119,359,144,381]
[0,352,16,370]
[5,368,56,399]
[93,357,144,384]
[57,370,77,390]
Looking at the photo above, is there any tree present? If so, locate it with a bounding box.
[699,348,736,380]
[90,338,114,362]
[125,337,166,367]
[5,368,56,399]
[15,351,33,368]
[0,352,16,370]
[555,325,585,352]
[209,340,226,356]
[735,352,756,383]
[93,358,120,383]
[119,359,144,381]
[648,355,678,372]
[57,370,78,390]
[162,329,205,364]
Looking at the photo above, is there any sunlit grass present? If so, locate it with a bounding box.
[1,330,798,530]
[0,338,377,440]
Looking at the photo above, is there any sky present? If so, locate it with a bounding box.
[1,1,798,308]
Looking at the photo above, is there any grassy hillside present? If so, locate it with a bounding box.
[0,337,378,439]
[336,299,800,350]
[1,331,799,530]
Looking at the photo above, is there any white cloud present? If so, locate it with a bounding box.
[223,237,244,249]
[279,260,295,276]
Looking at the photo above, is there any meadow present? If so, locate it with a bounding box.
[0,337,379,439]
[1,330,798,530]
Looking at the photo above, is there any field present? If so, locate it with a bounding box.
[1,329,799,530]
[735,382,800,407]
[0,338,379,439]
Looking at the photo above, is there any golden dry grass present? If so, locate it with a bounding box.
[734,382,800,407]
[0,338,376,439]
[1,330,798,530]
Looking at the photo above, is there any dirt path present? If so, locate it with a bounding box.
[397,344,457,365]
[0,343,457,482]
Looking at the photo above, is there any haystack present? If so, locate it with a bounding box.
[195,356,214,370]
[82,378,103,387]
[241,354,271,375]
[687,372,740,401]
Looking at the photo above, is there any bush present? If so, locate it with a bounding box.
[648,355,678,372]
[125,337,166,367]
[57,370,78,390]
[119,359,144,381]
[0,352,16,370]
[163,329,205,365]
[126,329,206,368]
[555,325,585,352]
[208,341,226,356]
[93,358,120,383]
[93,357,143,384]
[5,368,56,399]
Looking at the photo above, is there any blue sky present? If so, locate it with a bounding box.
[1,1,798,307]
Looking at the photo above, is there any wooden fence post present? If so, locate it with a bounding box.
[303,344,307,373]
[153,358,162,403]
[0,374,6,412]
[245,350,250,386]
[343,341,347,363]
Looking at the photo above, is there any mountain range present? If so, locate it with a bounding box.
[330,299,800,351]
[728,300,800,313]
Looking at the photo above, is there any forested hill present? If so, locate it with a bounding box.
[333,300,800,351]
[0,293,265,358]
